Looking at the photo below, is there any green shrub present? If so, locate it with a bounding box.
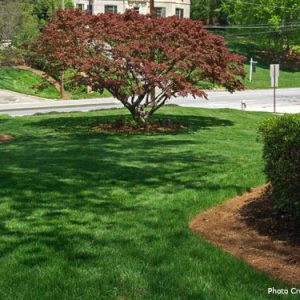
[259,114,300,217]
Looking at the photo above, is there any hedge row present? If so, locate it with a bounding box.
[259,114,300,217]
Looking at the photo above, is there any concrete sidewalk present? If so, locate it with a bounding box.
[0,89,51,104]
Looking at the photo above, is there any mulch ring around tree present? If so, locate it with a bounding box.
[189,185,300,286]
[0,134,15,143]
[93,120,187,134]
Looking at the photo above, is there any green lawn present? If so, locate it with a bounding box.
[0,67,112,100]
[0,67,60,99]
[0,107,293,299]
[244,64,300,89]
[70,88,112,100]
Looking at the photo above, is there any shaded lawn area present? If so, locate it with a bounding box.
[0,107,292,299]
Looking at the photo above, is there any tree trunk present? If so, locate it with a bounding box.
[130,109,149,127]
[60,71,65,99]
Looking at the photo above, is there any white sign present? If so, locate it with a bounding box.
[270,64,280,87]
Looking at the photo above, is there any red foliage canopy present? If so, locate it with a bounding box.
[31,10,93,73]
[32,9,246,124]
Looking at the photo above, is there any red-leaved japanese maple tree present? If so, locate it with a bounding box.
[29,10,94,98]
[33,9,245,125]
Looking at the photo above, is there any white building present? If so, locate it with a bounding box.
[72,0,190,18]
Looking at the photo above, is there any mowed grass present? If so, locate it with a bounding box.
[0,67,60,99]
[0,107,292,299]
[244,64,300,89]
[0,67,112,100]
[70,88,112,100]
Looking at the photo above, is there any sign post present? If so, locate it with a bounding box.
[249,58,257,82]
[249,58,252,82]
[270,64,279,113]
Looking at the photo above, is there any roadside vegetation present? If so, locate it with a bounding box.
[0,107,292,299]
[0,67,111,100]
[244,64,300,89]
[70,89,111,100]
[0,67,60,99]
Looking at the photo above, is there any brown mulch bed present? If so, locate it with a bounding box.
[0,134,15,143]
[189,185,300,286]
[93,122,187,133]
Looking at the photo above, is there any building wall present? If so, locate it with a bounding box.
[93,1,126,15]
[73,0,90,10]
[73,0,190,18]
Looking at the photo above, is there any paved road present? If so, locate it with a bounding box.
[171,88,300,113]
[0,88,299,116]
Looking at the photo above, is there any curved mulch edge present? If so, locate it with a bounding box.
[189,185,300,286]
[93,123,187,134]
[0,134,15,143]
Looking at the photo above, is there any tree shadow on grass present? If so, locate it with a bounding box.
[0,129,250,265]
[28,113,234,136]
[0,111,261,298]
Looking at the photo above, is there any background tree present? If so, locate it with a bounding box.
[221,0,300,59]
[25,0,73,26]
[32,10,245,124]
[0,0,39,65]
[192,0,227,25]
